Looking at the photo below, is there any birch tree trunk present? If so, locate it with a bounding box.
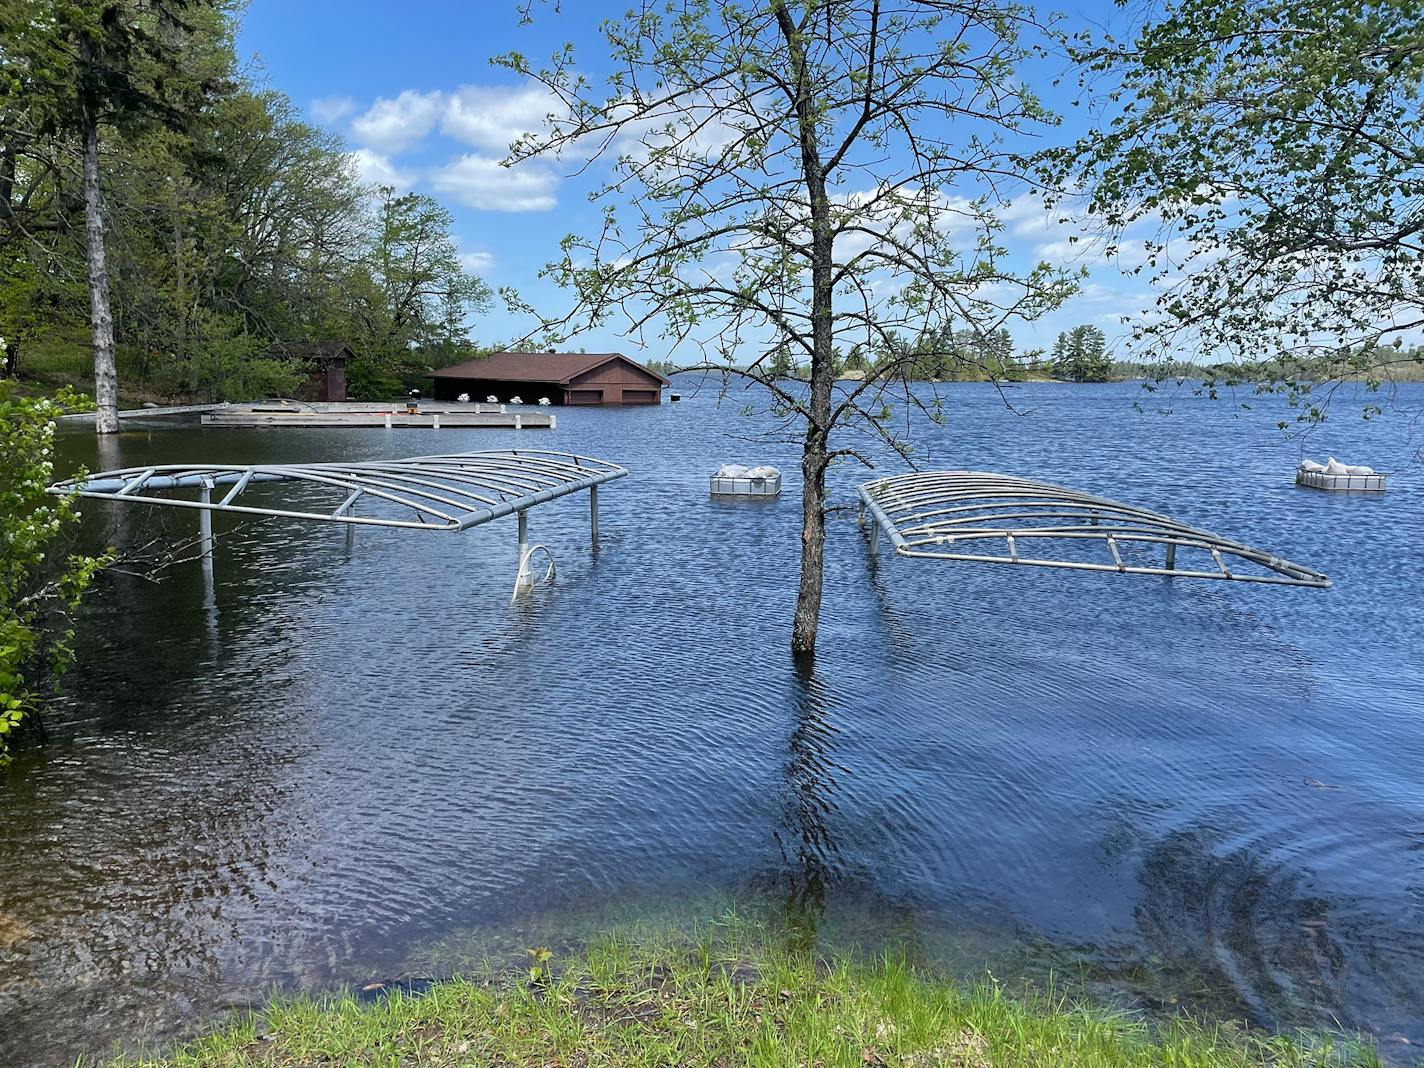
[82,112,120,434]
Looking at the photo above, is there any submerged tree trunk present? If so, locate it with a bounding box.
[780,0,834,655]
[81,111,120,434]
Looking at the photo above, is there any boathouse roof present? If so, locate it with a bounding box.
[431,351,670,385]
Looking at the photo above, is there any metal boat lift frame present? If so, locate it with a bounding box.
[859,471,1330,588]
[50,449,627,597]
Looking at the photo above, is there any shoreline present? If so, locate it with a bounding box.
[106,919,1382,1068]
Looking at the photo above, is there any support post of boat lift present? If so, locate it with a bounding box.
[867,517,879,558]
[1165,541,1177,571]
[384,412,392,430]
[514,413,523,431]
[432,412,440,430]
[589,484,600,551]
[514,509,531,594]
[198,478,215,559]
[198,476,216,594]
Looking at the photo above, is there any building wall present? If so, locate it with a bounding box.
[568,361,664,404]
[325,363,347,402]
[297,360,346,402]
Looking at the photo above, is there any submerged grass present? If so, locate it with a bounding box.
[114,919,1381,1068]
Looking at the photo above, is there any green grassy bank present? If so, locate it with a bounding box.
[112,922,1378,1068]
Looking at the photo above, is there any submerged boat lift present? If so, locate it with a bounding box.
[859,471,1330,588]
[49,449,627,597]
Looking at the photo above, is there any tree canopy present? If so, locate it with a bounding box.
[0,3,493,406]
[1059,0,1423,385]
[1052,324,1110,382]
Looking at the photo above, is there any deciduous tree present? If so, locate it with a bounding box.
[1058,0,1423,408]
[0,0,231,430]
[501,0,1075,652]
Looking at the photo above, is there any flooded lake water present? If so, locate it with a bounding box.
[2,378,1423,1064]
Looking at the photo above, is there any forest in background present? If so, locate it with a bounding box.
[0,1,492,406]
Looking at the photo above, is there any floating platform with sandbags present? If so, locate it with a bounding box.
[200,400,555,430]
[1295,457,1386,493]
[710,463,782,497]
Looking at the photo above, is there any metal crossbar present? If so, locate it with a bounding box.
[48,450,627,532]
[859,471,1330,588]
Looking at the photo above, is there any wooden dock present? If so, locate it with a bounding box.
[58,402,231,423]
[200,401,555,430]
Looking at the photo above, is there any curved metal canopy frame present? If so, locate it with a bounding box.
[51,450,626,598]
[859,471,1330,588]
[49,450,626,531]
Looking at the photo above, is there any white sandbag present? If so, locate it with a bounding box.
[716,464,750,477]
[1345,464,1375,476]
[1298,458,1326,473]
[1325,456,1349,475]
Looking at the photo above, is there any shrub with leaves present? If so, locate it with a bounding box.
[0,385,111,760]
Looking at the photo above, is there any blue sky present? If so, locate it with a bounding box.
[237,1,1159,359]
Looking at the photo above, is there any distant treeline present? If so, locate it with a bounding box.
[1117,345,1424,385]
[658,323,1118,383]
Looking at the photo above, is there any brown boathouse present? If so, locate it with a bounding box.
[430,351,669,405]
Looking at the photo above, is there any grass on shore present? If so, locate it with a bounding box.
[112,921,1380,1068]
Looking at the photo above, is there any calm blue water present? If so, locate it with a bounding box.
[2,378,1422,1064]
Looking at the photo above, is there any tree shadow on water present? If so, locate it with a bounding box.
[770,653,849,953]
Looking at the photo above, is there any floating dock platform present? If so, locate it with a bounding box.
[1296,469,1386,493]
[200,401,554,430]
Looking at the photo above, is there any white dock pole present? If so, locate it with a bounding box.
[198,479,215,559]
[384,413,391,429]
[513,510,531,596]
[198,478,216,593]
[433,413,440,430]
[514,412,523,430]
[590,484,600,550]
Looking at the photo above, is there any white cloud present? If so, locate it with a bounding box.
[350,149,416,191]
[441,84,558,153]
[459,250,494,272]
[429,154,559,212]
[351,90,443,153]
[309,95,357,126]
[1034,237,1092,262]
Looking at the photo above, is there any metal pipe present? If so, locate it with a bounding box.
[590,484,600,550]
[198,480,214,558]
[514,510,531,594]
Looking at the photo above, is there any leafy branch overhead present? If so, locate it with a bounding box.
[1055,0,1423,387]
